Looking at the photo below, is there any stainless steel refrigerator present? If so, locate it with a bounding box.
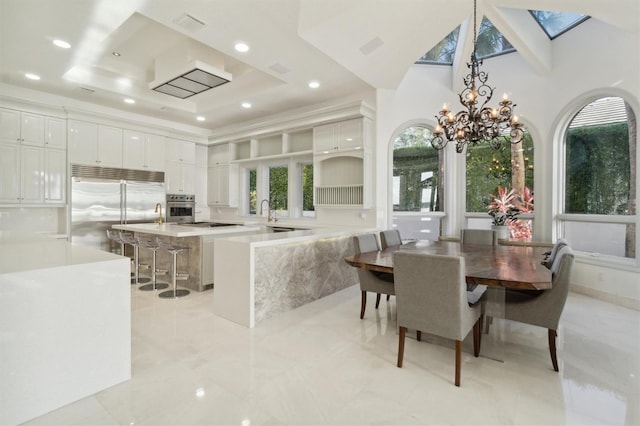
[70,164,165,252]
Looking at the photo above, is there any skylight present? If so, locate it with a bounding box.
[529,10,589,39]
[418,10,589,65]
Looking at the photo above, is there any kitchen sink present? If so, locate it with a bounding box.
[188,222,237,228]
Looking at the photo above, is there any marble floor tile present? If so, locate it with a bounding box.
[23,284,640,426]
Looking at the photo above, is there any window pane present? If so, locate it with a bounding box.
[248,168,257,215]
[529,10,589,39]
[417,26,460,64]
[392,126,443,212]
[565,97,631,215]
[564,221,635,258]
[302,163,314,216]
[475,17,515,59]
[391,215,441,242]
[269,166,288,211]
[466,133,534,212]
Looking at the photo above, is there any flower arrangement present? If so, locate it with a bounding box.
[487,186,534,240]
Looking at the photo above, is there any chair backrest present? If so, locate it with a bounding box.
[380,229,402,249]
[393,251,477,341]
[460,229,497,246]
[506,246,574,330]
[547,238,568,266]
[353,233,380,254]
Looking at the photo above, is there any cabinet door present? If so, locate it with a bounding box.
[20,112,45,147]
[98,126,123,168]
[166,138,195,163]
[20,146,45,203]
[207,165,229,205]
[195,165,207,206]
[313,123,338,153]
[68,120,98,165]
[144,134,165,171]
[45,117,66,149]
[166,161,194,194]
[0,108,20,144]
[208,144,229,166]
[337,119,363,150]
[0,143,20,202]
[45,148,66,203]
[122,130,145,170]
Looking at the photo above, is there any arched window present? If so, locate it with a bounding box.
[391,125,444,240]
[466,132,535,240]
[561,96,636,259]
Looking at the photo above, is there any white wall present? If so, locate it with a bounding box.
[374,18,640,307]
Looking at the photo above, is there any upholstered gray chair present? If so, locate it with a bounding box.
[353,234,395,319]
[460,229,497,246]
[542,238,568,269]
[484,246,575,371]
[394,251,482,386]
[380,229,402,249]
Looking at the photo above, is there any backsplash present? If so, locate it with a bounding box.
[0,207,65,234]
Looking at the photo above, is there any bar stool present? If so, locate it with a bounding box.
[106,229,125,255]
[119,232,151,285]
[158,241,190,299]
[137,235,169,291]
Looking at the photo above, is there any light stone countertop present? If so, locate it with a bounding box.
[216,226,376,247]
[112,223,261,237]
[0,232,123,274]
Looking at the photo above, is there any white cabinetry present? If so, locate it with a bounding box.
[313,119,364,154]
[207,143,237,206]
[123,130,165,171]
[45,117,66,149]
[0,143,45,204]
[165,138,196,194]
[68,121,123,168]
[195,145,208,206]
[313,117,372,207]
[0,108,45,147]
[44,148,66,203]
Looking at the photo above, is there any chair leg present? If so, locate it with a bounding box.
[548,329,559,372]
[386,294,390,301]
[375,293,381,309]
[397,326,406,368]
[416,330,422,341]
[360,291,366,319]
[484,315,493,334]
[473,319,480,357]
[455,340,462,387]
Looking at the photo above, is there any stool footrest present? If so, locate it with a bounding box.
[176,273,189,281]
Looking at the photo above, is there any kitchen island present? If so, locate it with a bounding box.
[0,232,130,426]
[113,222,261,291]
[213,227,367,327]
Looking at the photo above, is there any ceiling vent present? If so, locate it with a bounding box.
[149,40,232,99]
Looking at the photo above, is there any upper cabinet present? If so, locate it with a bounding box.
[166,138,196,164]
[123,130,165,171]
[313,119,366,154]
[68,121,123,168]
[45,117,66,149]
[0,108,45,147]
[208,143,229,166]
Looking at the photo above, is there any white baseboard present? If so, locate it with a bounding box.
[570,284,640,311]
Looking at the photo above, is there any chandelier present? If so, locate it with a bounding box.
[431,0,524,153]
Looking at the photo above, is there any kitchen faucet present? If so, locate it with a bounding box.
[154,203,163,225]
[259,199,277,223]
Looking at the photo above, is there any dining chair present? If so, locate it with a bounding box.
[542,238,568,269]
[484,245,575,371]
[380,229,402,249]
[394,251,481,387]
[460,229,497,246]
[353,234,395,319]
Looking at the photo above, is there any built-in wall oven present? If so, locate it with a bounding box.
[166,194,195,224]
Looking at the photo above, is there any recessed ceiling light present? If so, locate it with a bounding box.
[241,102,252,109]
[112,51,121,57]
[308,80,320,89]
[53,39,71,49]
[124,98,135,104]
[196,116,206,121]
[234,42,250,53]
[25,73,40,80]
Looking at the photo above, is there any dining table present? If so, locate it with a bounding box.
[344,239,552,290]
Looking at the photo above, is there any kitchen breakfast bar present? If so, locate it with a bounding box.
[113,222,364,328]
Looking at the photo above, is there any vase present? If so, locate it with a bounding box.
[492,225,511,241]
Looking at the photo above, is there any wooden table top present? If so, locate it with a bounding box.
[344,240,552,290]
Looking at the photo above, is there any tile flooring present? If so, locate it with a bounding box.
[25,283,640,425]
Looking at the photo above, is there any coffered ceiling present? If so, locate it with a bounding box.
[0,0,637,132]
